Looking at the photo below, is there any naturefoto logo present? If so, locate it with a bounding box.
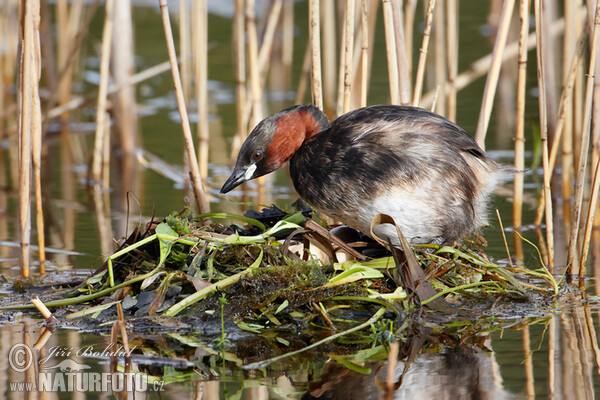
[9,343,165,393]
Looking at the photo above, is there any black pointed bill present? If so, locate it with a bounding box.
[220,164,257,194]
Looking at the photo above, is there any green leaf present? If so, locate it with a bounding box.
[155,222,179,267]
[274,300,289,314]
[196,212,266,231]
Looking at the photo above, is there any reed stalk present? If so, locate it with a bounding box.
[30,0,45,276]
[382,0,400,105]
[92,0,115,184]
[321,0,336,115]
[158,0,209,214]
[404,0,418,78]
[247,0,262,127]
[542,2,559,131]
[309,0,324,109]
[474,0,515,149]
[567,0,600,275]
[342,0,355,113]
[179,0,192,103]
[360,0,369,107]
[534,0,555,271]
[445,0,458,121]
[434,0,447,116]
[18,0,39,278]
[412,0,436,107]
[281,0,294,91]
[336,4,347,116]
[513,0,530,260]
[179,0,193,195]
[230,0,247,159]
[194,0,209,180]
[111,0,138,199]
[245,0,266,204]
[391,0,411,105]
[579,158,600,283]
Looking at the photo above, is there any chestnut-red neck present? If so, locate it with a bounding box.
[265,107,327,169]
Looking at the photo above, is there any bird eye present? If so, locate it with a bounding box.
[252,151,263,162]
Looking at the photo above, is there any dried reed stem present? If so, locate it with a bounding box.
[18,0,39,278]
[321,0,336,115]
[194,0,209,180]
[562,0,579,237]
[412,0,436,107]
[434,0,447,116]
[246,0,263,126]
[567,0,600,274]
[513,0,530,260]
[391,0,411,105]
[309,0,324,110]
[580,158,600,282]
[404,0,418,78]
[231,0,247,159]
[360,0,369,107]
[342,0,355,113]
[446,0,458,121]
[158,0,209,214]
[179,0,192,102]
[92,0,115,184]
[474,0,515,149]
[534,0,555,270]
[30,0,44,276]
[382,0,400,104]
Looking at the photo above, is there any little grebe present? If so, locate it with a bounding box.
[221,105,510,246]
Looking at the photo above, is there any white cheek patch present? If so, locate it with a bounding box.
[244,163,257,180]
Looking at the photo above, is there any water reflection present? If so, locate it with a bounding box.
[1,300,599,398]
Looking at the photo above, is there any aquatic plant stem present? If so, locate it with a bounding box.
[194,0,209,181]
[534,0,555,271]
[446,0,458,121]
[321,0,336,115]
[567,0,600,275]
[230,0,247,159]
[412,0,436,107]
[513,0,530,259]
[243,307,386,370]
[342,0,355,113]
[474,0,515,149]
[18,0,39,279]
[391,0,411,106]
[92,0,114,184]
[0,266,163,311]
[382,0,400,105]
[158,0,209,215]
[360,0,369,107]
[309,0,324,110]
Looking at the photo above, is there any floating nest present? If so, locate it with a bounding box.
[0,203,561,374]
